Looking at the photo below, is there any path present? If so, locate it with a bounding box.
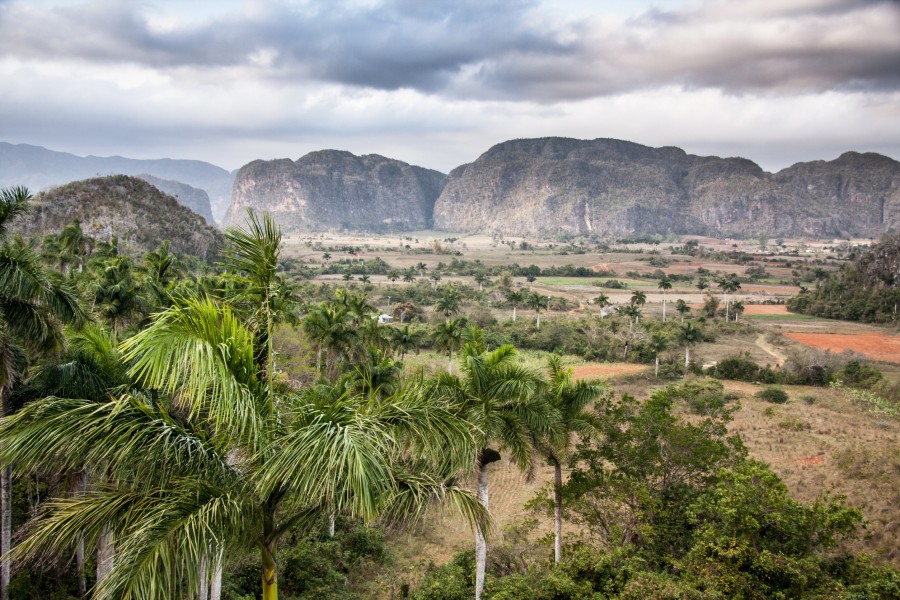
[755,333,787,366]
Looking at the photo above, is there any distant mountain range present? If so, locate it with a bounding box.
[4,138,900,239]
[0,142,233,223]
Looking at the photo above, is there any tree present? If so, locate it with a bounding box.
[593,293,610,313]
[0,216,486,600]
[648,331,670,378]
[526,292,547,328]
[696,278,709,292]
[435,286,461,321]
[430,343,548,600]
[630,290,646,308]
[473,271,488,292]
[539,356,605,563]
[679,321,703,367]
[731,300,745,322]
[505,289,524,322]
[389,324,420,360]
[657,277,672,322]
[675,298,690,323]
[718,275,741,321]
[401,268,416,283]
[303,299,359,380]
[90,255,148,340]
[387,269,400,284]
[0,187,87,600]
[431,318,465,374]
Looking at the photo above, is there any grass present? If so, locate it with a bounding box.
[744,313,820,321]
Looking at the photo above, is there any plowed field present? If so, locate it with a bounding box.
[783,332,900,363]
[572,363,649,379]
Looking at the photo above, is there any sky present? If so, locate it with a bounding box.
[0,0,898,173]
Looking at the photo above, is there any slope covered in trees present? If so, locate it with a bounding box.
[788,234,900,322]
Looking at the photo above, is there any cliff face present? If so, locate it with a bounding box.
[225,150,447,232]
[432,138,900,238]
[136,174,217,226]
[18,176,223,259]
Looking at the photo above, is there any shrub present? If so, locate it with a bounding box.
[756,387,789,404]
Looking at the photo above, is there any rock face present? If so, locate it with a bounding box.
[0,142,235,222]
[18,176,223,259]
[136,174,217,226]
[226,150,447,232]
[433,137,900,238]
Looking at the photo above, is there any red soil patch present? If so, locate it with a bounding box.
[572,363,649,379]
[743,304,789,315]
[783,332,900,363]
[592,263,611,272]
[797,455,825,466]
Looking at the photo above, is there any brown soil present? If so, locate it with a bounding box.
[744,304,790,315]
[784,332,900,363]
[571,363,650,379]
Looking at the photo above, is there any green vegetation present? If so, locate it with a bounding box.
[788,233,900,323]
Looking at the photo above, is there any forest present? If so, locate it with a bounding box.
[0,186,897,600]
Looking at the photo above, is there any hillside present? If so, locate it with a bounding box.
[136,173,217,226]
[16,175,224,259]
[433,138,900,238]
[0,142,234,221]
[226,150,447,232]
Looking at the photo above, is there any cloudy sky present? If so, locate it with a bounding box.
[1,0,898,173]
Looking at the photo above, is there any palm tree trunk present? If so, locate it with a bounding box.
[655,355,660,378]
[553,461,563,564]
[209,550,223,600]
[536,313,541,329]
[447,352,453,375]
[198,554,208,600]
[261,542,278,600]
[512,306,516,322]
[77,471,88,598]
[1,387,10,600]
[662,295,667,322]
[475,462,489,600]
[685,346,690,368]
[327,513,335,538]
[96,523,115,584]
[1,465,9,600]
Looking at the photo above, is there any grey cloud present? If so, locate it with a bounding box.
[0,0,898,101]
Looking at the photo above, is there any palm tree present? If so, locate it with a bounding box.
[473,271,489,292]
[731,300,745,322]
[430,343,548,600]
[630,290,646,308]
[435,286,461,321]
[539,356,605,563]
[675,298,691,323]
[0,216,486,600]
[718,275,741,321]
[679,321,703,368]
[389,324,420,360]
[648,331,670,378]
[90,255,149,340]
[505,289,524,322]
[303,300,359,379]
[401,268,416,283]
[658,277,672,322]
[696,278,709,292]
[431,318,465,374]
[0,187,87,600]
[593,293,610,312]
[526,291,547,328]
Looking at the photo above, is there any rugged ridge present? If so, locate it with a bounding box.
[136,174,217,226]
[0,142,235,221]
[226,150,447,232]
[432,138,900,238]
[17,175,223,259]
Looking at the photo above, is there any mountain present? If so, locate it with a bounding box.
[15,175,223,259]
[432,138,900,238]
[0,142,234,222]
[136,174,216,226]
[226,150,446,232]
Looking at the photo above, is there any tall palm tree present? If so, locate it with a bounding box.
[648,331,670,378]
[630,290,646,308]
[526,291,547,328]
[435,286,461,321]
[302,301,359,380]
[389,324,420,360]
[430,342,548,600]
[675,298,690,323]
[90,255,148,340]
[539,356,605,563]
[505,289,524,322]
[679,321,703,368]
[658,277,672,322]
[431,318,465,374]
[718,275,741,321]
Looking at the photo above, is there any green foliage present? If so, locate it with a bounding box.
[757,386,790,404]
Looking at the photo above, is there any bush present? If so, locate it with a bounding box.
[756,387,789,404]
